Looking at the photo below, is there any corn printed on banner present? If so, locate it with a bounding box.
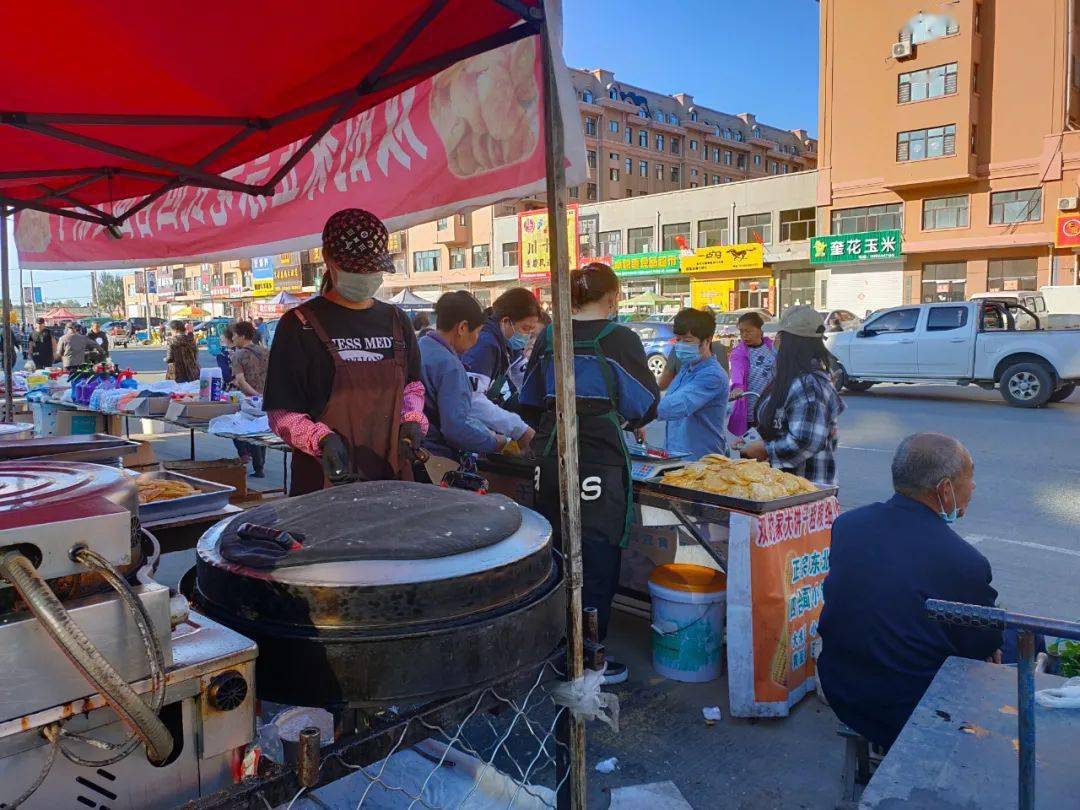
[726,497,840,717]
[15,28,586,270]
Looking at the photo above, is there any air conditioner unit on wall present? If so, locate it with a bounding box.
[891,40,914,60]
[1058,196,1078,212]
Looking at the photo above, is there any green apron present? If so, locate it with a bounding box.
[534,322,635,548]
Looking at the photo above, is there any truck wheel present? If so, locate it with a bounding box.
[844,380,875,393]
[1048,383,1076,403]
[647,353,668,380]
[999,362,1054,408]
[830,362,847,392]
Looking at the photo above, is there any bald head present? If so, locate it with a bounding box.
[891,433,972,498]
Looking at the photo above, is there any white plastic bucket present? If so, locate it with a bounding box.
[648,564,726,683]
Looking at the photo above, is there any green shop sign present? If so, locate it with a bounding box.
[611,250,682,276]
[810,229,902,264]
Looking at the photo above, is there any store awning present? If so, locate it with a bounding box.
[7,0,585,270]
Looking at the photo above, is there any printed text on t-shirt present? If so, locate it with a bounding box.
[331,336,392,361]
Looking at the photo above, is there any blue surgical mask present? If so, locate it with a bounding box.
[508,332,529,351]
[674,343,701,364]
[936,479,960,523]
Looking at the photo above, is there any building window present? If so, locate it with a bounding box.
[587,149,596,169]
[662,222,691,250]
[472,244,490,268]
[711,175,720,185]
[625,157,632,174]
[584,117,597,136]
[609,119,619,133]
[413,249,439,273]
[987,258,1038,291]
[627,226,653,253]
[690,182,698,188]
[457,214,467,226]
[582,90,594,104]
[609,168,620,181]
[737,153,747,169]
[897,124,956,161]
[723,150,732,165]
[639,160,648,177]
[922,262,966,302]
[690,110,698,122]
[689,139,698,151]
[436,218,448,230]
[638,130,648,148]
[655,163,664,180]
[656,134,665,151]
[586,183,598,200]
[569,185,579,199]
[990,188,1041,224]
[779,208,816,242]
[711,147,720,162]
[923,195,969,230]
[738,213,772,244]
[624,126,632,144]
[753,154,762,167]
[609,87,619,100]
[449,247,467,270]
[671,137,681,155]
[501,242,519,267]
[609,151,619,160]
[670,166,680,183]
[690,168,698,178]
[830,203,903,234]
[598,230,622,256]
[697,217,728,247]
[898,63,958,103]
[638,108,647,118]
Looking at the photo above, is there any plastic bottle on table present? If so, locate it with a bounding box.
[199,367,223,401]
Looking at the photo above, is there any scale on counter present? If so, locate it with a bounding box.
[628,445,688,481]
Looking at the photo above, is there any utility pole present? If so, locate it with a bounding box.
[28,267,36,322]
[90,270,98,310]
[142,269,152,343]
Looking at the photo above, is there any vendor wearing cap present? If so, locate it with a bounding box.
[264,208,427,495]
[740,305,845,487]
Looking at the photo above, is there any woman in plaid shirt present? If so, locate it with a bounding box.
[741,306,845,487]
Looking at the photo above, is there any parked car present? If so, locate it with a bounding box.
[761,309,861,339]
[825,300,1080,407]
[625,321,676,379]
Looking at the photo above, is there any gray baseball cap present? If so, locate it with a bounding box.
[776,305,825,338]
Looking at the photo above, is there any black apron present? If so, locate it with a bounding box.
[532,322,634,548]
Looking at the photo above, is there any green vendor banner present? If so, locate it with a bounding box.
[612,250,683,276]
[810,229,902,265]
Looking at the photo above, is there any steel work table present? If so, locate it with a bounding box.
[860,656,1080,809]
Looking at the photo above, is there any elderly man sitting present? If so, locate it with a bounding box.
[817,433,1002,749]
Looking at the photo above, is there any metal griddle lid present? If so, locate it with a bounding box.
[0,461,129,512]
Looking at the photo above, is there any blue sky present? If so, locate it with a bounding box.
[7,0,821,306]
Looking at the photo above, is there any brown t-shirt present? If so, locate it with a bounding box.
[231,343,270,394]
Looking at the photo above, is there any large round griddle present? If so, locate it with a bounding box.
[193,482,564,708]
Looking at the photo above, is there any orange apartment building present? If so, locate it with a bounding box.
[381,68,818,303]
[817,0,1080,313]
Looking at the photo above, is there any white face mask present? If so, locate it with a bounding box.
[333,270,384,302]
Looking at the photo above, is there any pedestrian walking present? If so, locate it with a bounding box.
[740,305,845,487]
[165,320,200,382]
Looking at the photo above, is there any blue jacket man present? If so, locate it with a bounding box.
[655,308,730,460]
[818,433,1001,749]
[419,292,508,460]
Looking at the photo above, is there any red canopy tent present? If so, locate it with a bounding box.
[42,307,77,324]
[0,2,591,805]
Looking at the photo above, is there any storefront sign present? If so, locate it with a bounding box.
[156,267,174,301]
[727,498,840,717]
[681,242,765,273]
[611,250,681,276]
[253,278,276,296]
[250,256,276,297]
[810,230,901,264]
[387,232,405,253]
[517,205,579,283]
[307,246,323,264]
[1055,213,1080,248]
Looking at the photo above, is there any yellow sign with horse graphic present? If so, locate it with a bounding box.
[681,242,765,273]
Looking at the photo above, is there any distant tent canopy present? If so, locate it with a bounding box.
[386,288,437,309]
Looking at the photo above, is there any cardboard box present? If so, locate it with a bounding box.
[164,401,238,422]
[124,396,170,417]
[162,459,247,502]
[121,440,158,468]
[56,410,107,436]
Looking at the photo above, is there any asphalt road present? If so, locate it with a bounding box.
[122,338,1080,621]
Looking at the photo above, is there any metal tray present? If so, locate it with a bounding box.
[0,433,140,463]
[135,470,235,523]
[639,477,838,514]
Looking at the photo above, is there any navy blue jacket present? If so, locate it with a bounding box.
[817,494,1001,749]
[419,333,501,459]
[461,319,512,393]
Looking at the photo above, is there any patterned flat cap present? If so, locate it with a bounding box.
[322,208,395,274]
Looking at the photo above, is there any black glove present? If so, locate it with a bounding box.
[399,420,423,449]
[319,432,353,484]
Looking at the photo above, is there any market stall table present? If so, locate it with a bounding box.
[859,657,1080,809]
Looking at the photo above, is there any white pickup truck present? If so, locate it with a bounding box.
[826,300,1080,407]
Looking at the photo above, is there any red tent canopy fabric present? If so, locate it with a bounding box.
[0,0,541,221]
[43,307,77,320]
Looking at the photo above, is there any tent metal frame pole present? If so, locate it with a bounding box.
[540,20,587,810]
[1,208,12,423]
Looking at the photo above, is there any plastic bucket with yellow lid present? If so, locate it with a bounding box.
[648,563,726,683]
